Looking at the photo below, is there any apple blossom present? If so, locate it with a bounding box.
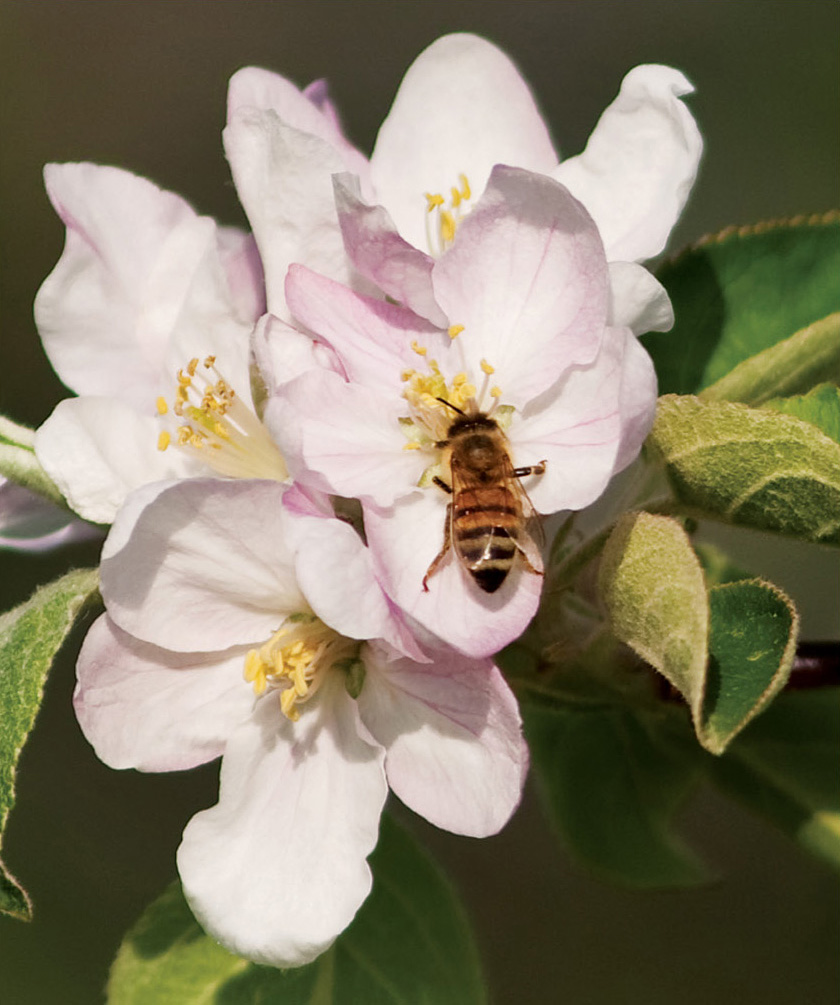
[225,32,701,334]
[265,166,657,658]
[32,162,273,525]
[76,477,527,967]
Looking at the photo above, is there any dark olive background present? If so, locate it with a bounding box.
[0,3,838,1003]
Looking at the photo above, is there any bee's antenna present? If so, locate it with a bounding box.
[436,397,466,416]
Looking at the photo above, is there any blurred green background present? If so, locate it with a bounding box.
[0,2,838,1002]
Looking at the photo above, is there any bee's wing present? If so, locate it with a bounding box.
[506,455,546,549]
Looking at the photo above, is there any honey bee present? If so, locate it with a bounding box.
[423,404,546,594]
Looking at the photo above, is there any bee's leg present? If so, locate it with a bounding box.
[513,459,547,478]
[432,475,453,494]
[423,503,452,591]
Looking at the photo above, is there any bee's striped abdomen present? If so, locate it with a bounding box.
[452,486,520,593]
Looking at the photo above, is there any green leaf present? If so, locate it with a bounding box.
[524,701,708,887]
[645,213,840,394]
[649,394,840,544]
[700,580,799,754]
[598,512,709,725]
[0,567,100,920]
[763,382,840,445]
[108,812,486,1004]
[0,415,66,508]
[700,313,840,405]
[693,542,752,586]
[707,689,840,874]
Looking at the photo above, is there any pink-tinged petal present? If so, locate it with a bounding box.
[359,644,528,836]
[284,504,427,662]
[371,33,558,250]
[228,67,371,188]
[216,226,266,324]
[36,164,243,408]
[0,478,100,552]
[608,262,674,335]
[251,313,340,398]
[364,493,543,658]
[101,479,304,652]
[177,679,387,968]
[265,370,426,507]
[554,65,703,262]
[432,166,608,408]
[333,175,447,327]
[75,615,255,772]
[285,265,444,392]
[34,396,197,525]
[224,109,363,319]
[613,326,658,473]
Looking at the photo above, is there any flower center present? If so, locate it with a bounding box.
[243,613,364,721]
[424,173,472,256]
[398,331,510,484]
[156,356,287,481]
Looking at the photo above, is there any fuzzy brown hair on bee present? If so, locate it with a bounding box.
[422,404,546,594]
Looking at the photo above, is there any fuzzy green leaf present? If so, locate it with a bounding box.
[598,512,708,724]
[700,580,799,754]
[763,382,840,445]
[107,813,486,1004]
[707,689,840,874]
[524,702,708,887]
[0,567,100,919]
[645,213,840,395]
[700,313,840,405]
[650,394,840,544]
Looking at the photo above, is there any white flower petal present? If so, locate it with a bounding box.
[0,478,99,551]
[360,645,528,836]
[34,396,196,525]
[371,33,558,250]
[224,109,361,319]
[75,615,255,772]
[101,479,304,652]
[177,680,387,968]
[554,65,702,262]
[608,261,674,335]
[364,493,543,658]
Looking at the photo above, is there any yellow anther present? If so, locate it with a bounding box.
[453,372,468,386]
[178,426,193,446]
[459,174,471,200]
[490,386,503,398]
[451,186,463,208]
[403,441,422,451]
[401,369,414,382]
[425,192,445,211]
[448,324,464,339]
[280,688,300,720]
[187,358,199,377]
[156,396,168,416]
[440,210,456,246]
[177,369,192,387]
[411,340,428,357]
[157,431,171,452]
[203,355,216,368]
[480,359,495,375]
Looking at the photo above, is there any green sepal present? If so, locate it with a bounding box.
[0,416,66,508]
[0,567,100,920]
[649,394,840,544]
[107,813,486,1003]
[645,213,840,395]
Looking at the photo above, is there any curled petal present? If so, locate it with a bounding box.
[608,261,674,335]
[333,174,447,327]
[360,644,528,836]
[554,65,703,262]
[75,615,254,772]
[371,33,558,250]
[216,226,267,325]
[177,680,387,968]
[0,478,99,551]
